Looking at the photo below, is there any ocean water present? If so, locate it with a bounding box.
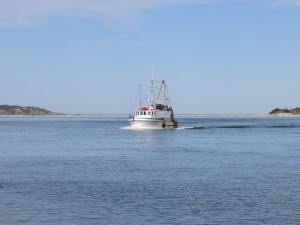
[0,116,300,225]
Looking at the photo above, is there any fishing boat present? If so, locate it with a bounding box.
[128,72,178,129]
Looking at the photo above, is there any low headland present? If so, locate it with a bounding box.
[1,104,300,117]
[269,107,300,116]
[0,105,63,116]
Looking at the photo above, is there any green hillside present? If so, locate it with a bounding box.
[0,105,62,115]
[269,107,300,115]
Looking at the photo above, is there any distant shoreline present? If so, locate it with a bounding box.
[1,113,300,118]
[269,107,300,116]
[0,105,63,116]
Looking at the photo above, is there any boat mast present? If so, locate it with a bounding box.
[151,61,155,107]
[156,80,170,108]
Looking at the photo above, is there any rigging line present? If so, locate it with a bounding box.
[130,85,140,113]
[164,82,171,104]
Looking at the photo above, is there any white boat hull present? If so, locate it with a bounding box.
[128,118,178,129]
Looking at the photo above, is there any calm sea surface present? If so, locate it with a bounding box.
[0,116,300,225]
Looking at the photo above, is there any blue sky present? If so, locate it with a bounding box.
[0,0,300,114]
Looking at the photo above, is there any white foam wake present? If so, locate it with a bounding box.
[121,126,205,130]
[121,126,165,130]
[176,126,205,130]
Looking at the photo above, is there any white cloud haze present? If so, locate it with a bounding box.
[0,0,207,26]
[0,0,298,27]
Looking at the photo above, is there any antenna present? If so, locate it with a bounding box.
[150,58,155,107]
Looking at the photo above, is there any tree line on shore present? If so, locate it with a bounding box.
[0,105,62,115]
[269,107,300,115]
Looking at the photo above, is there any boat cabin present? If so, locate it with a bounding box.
[134,107,156,118]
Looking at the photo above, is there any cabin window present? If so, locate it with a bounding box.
[144,111,146,115]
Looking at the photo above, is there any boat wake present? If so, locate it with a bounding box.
[176,126,206,130]
[121,126,205,130]
[121,126,167,130]
[121,125,298,131]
